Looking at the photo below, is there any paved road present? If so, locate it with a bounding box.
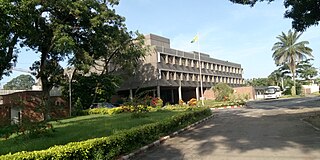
[133,97,320,160]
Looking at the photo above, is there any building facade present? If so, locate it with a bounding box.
[118,34,244,104]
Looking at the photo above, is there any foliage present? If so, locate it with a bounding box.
[83,105,154,116]
[188,98,197,106]
[179,99,185,105]
[0,120,54,140]
[203,99,246,108]
[72,98,84,116]
[0,112,178,155]
[0,0,146,121]
[229,0,320,31]
[282,80,302,95]
[246,78,273,87]
[150,97,163,107]
[3,75,35,90]
[0,109,211,159]
[272,30,313,95]
[296,59,318,81]
[212,83,234,101]
[63,73,121,109]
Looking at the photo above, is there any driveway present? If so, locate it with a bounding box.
[133,97,320,160]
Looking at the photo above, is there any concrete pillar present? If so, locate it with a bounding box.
[157,86,161,97]
[178,81,182,100]
[196,87,199,101]
[171,89,174,103]
[129,89,133,100]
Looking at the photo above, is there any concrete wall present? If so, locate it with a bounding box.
[302,84,319,94]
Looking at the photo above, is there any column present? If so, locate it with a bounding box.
[157,86,161,97]
[178,81,182,100]
[171,89,174,103]
[196,87,199,101]
[129,89,133,100]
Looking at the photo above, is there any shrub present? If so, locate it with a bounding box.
[0,108,212,160]
[212,83,234,101]
[72,98,84,116]
[179,99,185,105]
[150,97,163,107]
[188,98,197,106]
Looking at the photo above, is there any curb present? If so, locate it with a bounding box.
[210,105,244,111]
[119,114,215,160]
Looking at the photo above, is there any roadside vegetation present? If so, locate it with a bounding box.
[0,106,211,158]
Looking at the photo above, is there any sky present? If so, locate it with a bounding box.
[1,0,319,87]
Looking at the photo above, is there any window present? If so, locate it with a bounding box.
[168,55,173,64]
[187,59,192,67]
[160,54,166,63]
[181,58,186,66]
[169,72,174,80]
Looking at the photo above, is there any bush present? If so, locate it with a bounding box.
[150,97,163,107]
[0,108,212,160]
[212,83,234,101]
[82,105,155,116]
[188,98,197,106]
[72,98,84,116]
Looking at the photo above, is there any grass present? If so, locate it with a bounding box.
[0,111,180,155]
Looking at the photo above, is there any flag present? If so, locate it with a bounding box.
[191,34,198,43]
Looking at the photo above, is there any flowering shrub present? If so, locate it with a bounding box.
[188,98,197,106]
[179,99,185,105]
[150,97,163,107]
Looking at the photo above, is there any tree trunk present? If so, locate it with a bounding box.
[292,71,296,95]
[291,61,297,96]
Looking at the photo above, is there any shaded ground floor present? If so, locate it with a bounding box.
[117,86,211,105]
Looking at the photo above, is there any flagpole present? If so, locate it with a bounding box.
[197,33,204,106]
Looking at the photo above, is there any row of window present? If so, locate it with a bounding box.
[160,71,244,84]
[158,53,243,74]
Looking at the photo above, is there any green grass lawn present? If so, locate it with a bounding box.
[0,111,179,155]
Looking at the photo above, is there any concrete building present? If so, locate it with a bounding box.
[117,34,244,104]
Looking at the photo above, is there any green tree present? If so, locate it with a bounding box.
[229,0,320,31]
[0,0,146,119]
[272,30,313,95]
[212,83,234,101]
[3,75,35,90]
[296,59,318,81]
[246,78,273,87]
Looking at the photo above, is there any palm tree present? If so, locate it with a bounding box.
[272,30,313,95]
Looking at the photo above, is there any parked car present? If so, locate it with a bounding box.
[90,102,115,109]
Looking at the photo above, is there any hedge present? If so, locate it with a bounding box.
[0,108,212,160]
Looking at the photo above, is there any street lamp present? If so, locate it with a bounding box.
[66,67,75,117]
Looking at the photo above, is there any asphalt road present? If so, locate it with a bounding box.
[133,97,320,160]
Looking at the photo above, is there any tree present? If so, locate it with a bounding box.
[272,30,313,95]
[296,59,318,82]
[3,75,35,90]
[229,0,320,31]
[246,78,273,87]
[0,0,146,119]
[212,83,234,101]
